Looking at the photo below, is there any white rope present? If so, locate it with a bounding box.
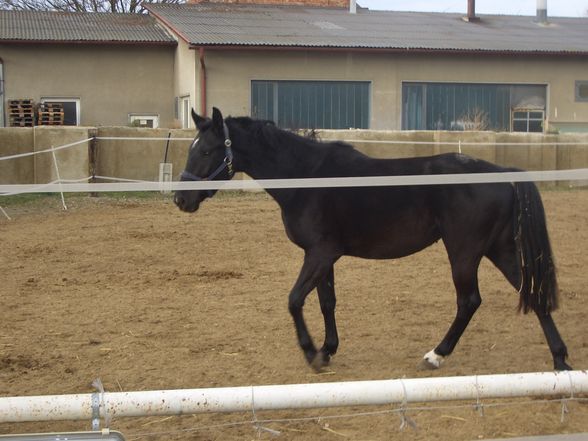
[0,206,11,220]
[474,375,485,417]
[398,379,417,431]
[93,175,151,183]
[0,138,93,161]
[250,386,281,438]
[126,396,588,440]
[2,136,587,164]
[94,136,193,142]
[1,168,587,196]
[49,145,67,210]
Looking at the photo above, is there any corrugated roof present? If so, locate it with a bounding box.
[146,3,588,54]
[0,10,176,44]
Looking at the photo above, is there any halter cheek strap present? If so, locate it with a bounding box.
[180,122,234,189]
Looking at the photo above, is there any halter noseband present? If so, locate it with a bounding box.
[180,122,234,188]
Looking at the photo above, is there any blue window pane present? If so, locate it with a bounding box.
[251,80,369,129]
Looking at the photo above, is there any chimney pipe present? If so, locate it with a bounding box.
[536,0,547,23]
[464,0,480,22]
[349,0,356,14]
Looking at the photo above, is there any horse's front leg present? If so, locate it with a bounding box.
[314,266,338,370]
[288,251,338,369]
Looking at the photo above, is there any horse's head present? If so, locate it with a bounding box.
[174,107,235,213]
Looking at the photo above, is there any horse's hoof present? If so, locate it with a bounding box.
[554,361,573,371]
[310,351,330,372]
[418,349,444,370]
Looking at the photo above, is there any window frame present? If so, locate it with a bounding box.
[40,97,80,126]
[129,114,160,128]
[511,109,545,133]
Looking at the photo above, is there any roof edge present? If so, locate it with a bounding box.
[0,39,177,46]
[145,4,191,44]
[188,44,588,57]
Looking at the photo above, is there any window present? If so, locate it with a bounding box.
[251,80,370,129]
[512,110,544,132]
[576,81,588,102]
[41,98,80,126]
[402,83,546,132]
[129,114,159,128]
[179,96,191,129]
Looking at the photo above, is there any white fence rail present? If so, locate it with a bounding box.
[0,371,586,424]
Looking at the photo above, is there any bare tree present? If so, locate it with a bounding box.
[0,0,183,13]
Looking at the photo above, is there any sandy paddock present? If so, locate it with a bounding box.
[0,190,587,440]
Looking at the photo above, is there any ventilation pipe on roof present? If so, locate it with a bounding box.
[349,0,356,14]
[463,0,480,22]
[536,0,548,24]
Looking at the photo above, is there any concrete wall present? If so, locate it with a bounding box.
[198,49,588,132]
[0,44,175,128]
[94,127,193,182]
[1,127,587,186]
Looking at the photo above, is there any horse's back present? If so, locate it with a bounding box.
[282,152,516,260]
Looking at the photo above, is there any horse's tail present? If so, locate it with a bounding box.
[513,180,558,314]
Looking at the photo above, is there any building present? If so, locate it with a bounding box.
[147,0,588,133]
[0,10,177,128]
[1,0,588,132]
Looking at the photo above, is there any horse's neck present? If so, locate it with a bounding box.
[237,137,321,180]
[235,133,321,205]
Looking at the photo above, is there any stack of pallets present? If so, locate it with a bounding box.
[8,99,35,127]
[37,102,64,126]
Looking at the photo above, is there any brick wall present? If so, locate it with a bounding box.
[187,0,349,7]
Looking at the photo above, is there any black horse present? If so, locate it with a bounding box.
[174,107,571,371]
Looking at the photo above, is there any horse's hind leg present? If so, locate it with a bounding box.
[535,312,571,370]
[488,245,571,371]
[422,258,482,369]
[315,266,338,369]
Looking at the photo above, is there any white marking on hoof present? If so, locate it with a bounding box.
[422,349,445,369]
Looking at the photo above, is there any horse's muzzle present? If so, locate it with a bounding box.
[174,191,200,213]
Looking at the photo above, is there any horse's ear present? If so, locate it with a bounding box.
[212,107,224,135]
[191,108,208,130]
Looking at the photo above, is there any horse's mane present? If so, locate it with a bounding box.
[227,116,357,161]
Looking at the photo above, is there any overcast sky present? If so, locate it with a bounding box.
[357,1,587,17]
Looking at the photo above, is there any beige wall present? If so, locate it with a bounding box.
[0,44,175,128]
[198,49,588,131]
[1,127,586,186]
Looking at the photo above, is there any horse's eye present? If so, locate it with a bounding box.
[202,150,211,156]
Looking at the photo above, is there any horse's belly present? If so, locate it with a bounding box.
[344,219,440,260]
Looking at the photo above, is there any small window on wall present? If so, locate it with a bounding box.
[576,81,588,102]
[179,96,191,129]
[41,98,80,125]
[512,109,544,133]
[129,114,159,128]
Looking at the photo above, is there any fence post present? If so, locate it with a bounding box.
[88,128,98,198]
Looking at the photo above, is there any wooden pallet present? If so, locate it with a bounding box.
[9,117,34,127]
[38,110,64,125]
[8,99,36,127]
[9,109,34,117]
[39,103,63,110]
[8,99,34,107]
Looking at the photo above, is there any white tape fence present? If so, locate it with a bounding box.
[1,135,588,197]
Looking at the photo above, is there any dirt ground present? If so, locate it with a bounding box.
[0,190,587,440]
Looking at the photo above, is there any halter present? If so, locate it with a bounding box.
[180,122,234,190]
